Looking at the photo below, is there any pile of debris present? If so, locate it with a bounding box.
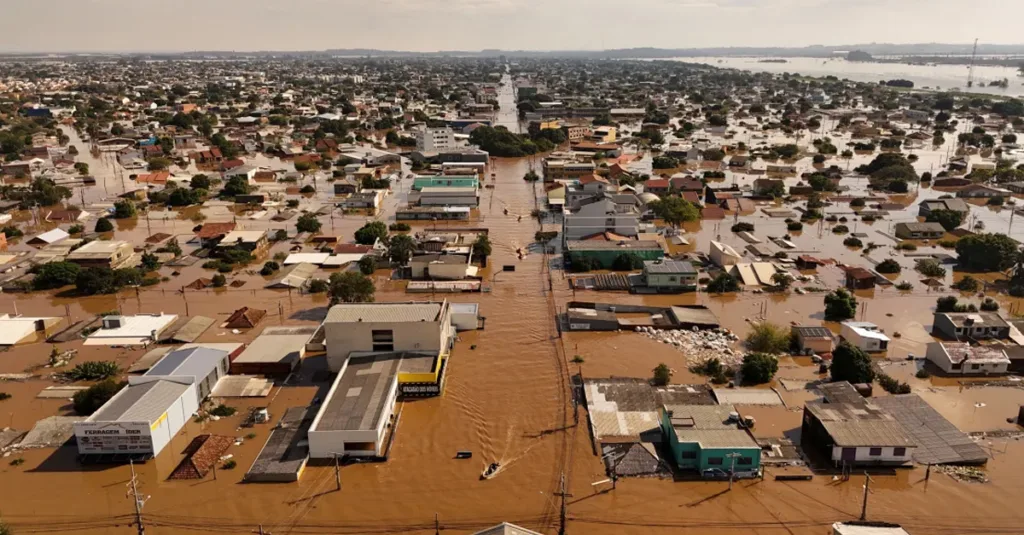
[936,464,988,484]
[636,326,742,366]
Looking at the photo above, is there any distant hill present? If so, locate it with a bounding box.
[5,43,1024,60]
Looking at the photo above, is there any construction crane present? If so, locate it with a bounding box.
[967,38,979,88]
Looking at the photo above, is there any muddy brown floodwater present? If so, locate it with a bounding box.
[3,120,1024,533]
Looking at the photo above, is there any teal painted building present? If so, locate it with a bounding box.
[412,176,479,191]
[659,404,761,478]
[564,240,664,269]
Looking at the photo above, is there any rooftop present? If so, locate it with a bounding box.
[218,230,266,245]
[805,400,915,448]
[932,342,1010,365]
[314,355,402,432]
[565,240,662,251]
[793,325,834,339]
[325,302,444,324]
[938,312,1009,329]
[146,346,228,378]
[90,379,190,424]
[664,404,759,449]
[644,259,696,274]
[233,326,315,364]
[67,240,131,258]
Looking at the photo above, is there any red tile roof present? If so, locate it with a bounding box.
[334,243,374,254]
[195,222,237,239]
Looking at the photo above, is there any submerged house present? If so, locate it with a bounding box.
[659,404,761,478]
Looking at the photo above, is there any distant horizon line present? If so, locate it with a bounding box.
[4,42,1024,56]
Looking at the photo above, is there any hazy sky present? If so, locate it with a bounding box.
[1,0,1022,53]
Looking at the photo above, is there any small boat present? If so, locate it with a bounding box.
[481,462,500,480]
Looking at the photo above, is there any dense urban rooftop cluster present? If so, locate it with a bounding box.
[0,56,1022,535]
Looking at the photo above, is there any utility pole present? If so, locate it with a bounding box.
[726,452,742,491]
[434,513,440,535]
[334,453,342,491]
[127,460,149,535]
[555,473,573,535]
[860,472,872,521]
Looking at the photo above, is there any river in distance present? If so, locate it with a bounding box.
[665,56,1024,97]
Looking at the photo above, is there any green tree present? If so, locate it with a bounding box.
[388,234,415,264]
[956,233,1020,271]
[823,288,857,321]
[190,174,211,190]
[328,271,376,305]
[354,221,388,245]
[220,176,252,197]
[830,342,876,384]
[72,379,126,415]
[926,209,964,231]
[140,252,160,271]
[75,267,142,295]
[167,187,202,206]
[706,272,740,293]
[295,213,322,234]
[73,162,89,175]
[745,322,791,353]
[875,259,901,274]
[358,256,376,275]
[95,217,114,232]
[32,261,81,290]
[611,253,643,271]
[953,275,980,292]
[112,199,137,219]
[771,272,792,290]
[741,353,779,385]
[936,296,961,313]
[211,273,226,287]
[308,278,329,293]
[648,196,700,227]
[652,363,672,386]
[147,157,171,171]
[474,234,492,260]
[652,155,679,169]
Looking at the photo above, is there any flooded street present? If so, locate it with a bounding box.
[3,63,1024,535]
[3,140,1024,534]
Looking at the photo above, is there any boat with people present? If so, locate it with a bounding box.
[480,462,500,480]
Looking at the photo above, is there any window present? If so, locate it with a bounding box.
[738,457,753,465]
[680,451,697,459]
[707,457,723,465]
[893,447,907,457]
[869,447,882,456]
[971,364,980,370]
[372,330,394,352]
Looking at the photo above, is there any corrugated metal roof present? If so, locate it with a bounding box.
[325,302,443,323]
[147,347,226,379]
[806,400,915,448]
[872,395,988,465]
[90,380,190,423]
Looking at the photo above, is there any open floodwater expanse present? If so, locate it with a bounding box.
[2,73,1024,535]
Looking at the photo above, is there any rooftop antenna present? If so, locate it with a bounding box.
[967,38,979,88]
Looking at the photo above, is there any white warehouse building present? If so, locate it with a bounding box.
[74,347,229,459]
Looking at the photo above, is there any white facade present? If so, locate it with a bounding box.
[829,445,913,465]
[709,241,742,267]
[416,127,455,152]
[925,342,1010,376]
[562,199,639,241]
[307,358,400,459]
[323,302,455,372]
[840,322,890,353]
[74,380,198,457]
